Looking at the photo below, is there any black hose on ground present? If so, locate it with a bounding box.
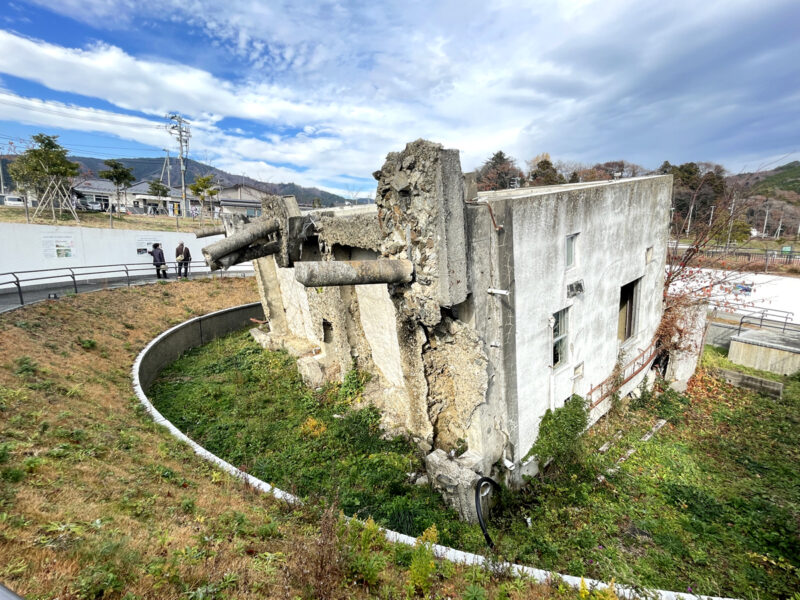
[475,476,500,549]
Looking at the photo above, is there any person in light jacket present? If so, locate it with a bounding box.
[176,241,191,278]
[148,243,168,279]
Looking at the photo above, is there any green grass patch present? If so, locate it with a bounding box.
[149,331,476,547]
[150,334,800,599]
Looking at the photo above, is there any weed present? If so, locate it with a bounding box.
[256,520,280,539]
[291,505,343,600]
[13,356,39,377]
[23,456,44,473]
[337,362,370,404]
[300,416,327,438]
[77,337,97,350]
[0,558,28,579]
[180,496,196,514]
[463,583,489,600]
[0,387,28,411]
[0,443,10,464]
[71,564,124,599]
[407,524,438,596]
[13,320,41,331]
[1,468,24,483]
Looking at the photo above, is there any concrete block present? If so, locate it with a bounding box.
[716,368,783,399]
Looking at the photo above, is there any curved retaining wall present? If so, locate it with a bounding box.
[132,304,733,600]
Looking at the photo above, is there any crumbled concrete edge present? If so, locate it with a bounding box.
[131,306,736,600]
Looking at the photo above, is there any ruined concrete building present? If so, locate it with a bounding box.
[203,140,672,520]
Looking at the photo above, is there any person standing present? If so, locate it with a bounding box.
[148,243,168,279]
[176,241,191,278]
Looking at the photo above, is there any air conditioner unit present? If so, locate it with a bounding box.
[567,280,584,297]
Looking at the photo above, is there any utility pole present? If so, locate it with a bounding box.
[160,148,177,228]
[762,207,770,237]
[160,149,172,188]
[167,114,191,224]
[0,157,5,195]
[726,194,736,250]
[708,205,715,227]
[774,216,783,239]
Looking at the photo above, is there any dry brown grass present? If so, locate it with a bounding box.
[0,206,214,233]
[0,278,573,600]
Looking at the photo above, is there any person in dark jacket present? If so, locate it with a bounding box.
[148,243,168,279]
[176,241,191,278]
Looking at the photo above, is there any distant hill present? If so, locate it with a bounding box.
[727,161,800,197]
[751,161,800,196]
[3,154,347,207]
[69,156,347,207]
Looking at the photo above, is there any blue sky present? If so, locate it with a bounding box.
[0,0,798,196]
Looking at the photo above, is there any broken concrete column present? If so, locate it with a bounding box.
[374,139,469,319]
[261,195,301,268]
[201,218,280,270]
[425,449,480,522]
[294,259,414,287]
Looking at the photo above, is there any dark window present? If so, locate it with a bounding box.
[618,279,639,341]
[553,308,568,367]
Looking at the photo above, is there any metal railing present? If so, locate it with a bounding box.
[668,247,800,266]
[0,260,252,307]
[587,338,658,409]
[737,312,799,336]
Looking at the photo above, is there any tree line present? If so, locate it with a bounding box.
[4,133,219,224]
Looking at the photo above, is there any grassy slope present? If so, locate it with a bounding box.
[152,332,800,599]
[491,361,800,599]
[753,161,800,197]
[0,206,214,233]
[0,280,570,600]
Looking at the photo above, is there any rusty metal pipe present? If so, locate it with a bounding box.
[293,259,413,287]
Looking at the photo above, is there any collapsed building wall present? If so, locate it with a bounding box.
[203,139,672,521]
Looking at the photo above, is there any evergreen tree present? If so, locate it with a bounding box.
[476,151,524,191]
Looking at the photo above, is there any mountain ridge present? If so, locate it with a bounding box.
[69,156,348,207]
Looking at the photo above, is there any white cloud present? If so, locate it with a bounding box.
[2,0,799,180]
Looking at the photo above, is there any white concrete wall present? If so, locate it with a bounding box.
[0,222,248,276]
[508,176,671,461]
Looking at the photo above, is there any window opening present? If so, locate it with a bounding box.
[618,279,639,341]
[322,320,334,343]
[552,307,569,367]
[566,233,578,268]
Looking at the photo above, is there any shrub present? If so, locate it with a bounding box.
[524,394,588,473]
